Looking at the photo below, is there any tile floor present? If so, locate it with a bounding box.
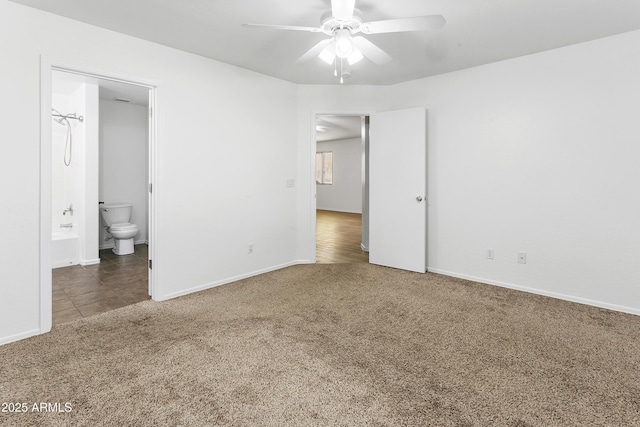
[52,244,150,325]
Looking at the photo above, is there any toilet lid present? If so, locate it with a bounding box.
[110,222,138,231]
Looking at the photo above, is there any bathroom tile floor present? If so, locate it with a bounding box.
[52,244,150,326]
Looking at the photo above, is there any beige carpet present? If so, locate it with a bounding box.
[2,264,639,426]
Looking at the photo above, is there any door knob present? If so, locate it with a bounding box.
[416,196,423,202]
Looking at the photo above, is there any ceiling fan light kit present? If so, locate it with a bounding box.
[319,44,336,65]
[334,29,353,58]
[243,0,445,83]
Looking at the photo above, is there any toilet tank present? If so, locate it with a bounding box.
[100,203,132,226]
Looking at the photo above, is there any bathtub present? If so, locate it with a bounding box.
[52,226,79,269]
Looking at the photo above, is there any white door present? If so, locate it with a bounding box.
[369,107,427,273]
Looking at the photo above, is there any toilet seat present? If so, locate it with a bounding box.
[110,222,137,232]
[109,222,139,241]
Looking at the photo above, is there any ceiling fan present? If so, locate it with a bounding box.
[242,0,445,83]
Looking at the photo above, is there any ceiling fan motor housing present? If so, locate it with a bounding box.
[320,9,363,35]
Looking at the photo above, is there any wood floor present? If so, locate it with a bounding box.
[52,244,150,325]
[316,210,369,264]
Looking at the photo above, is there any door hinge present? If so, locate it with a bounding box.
[149,183,153,193]
[148,259,152,269]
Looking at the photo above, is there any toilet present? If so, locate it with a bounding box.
[99,203,139,255]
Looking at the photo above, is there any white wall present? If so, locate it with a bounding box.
[51,87,82,234]
[388,30,640,314]
[83,82,101,265]
[51,77,100,267]
[0,0,298,345]
[99,99,149,247]
[316,137,363,213]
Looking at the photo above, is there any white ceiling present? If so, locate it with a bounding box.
[98,80,149,107]
[317,115,362,142]
[11,0,640,85]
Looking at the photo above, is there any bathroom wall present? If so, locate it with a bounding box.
[316,137,362,213]
[51,72,100,267]
[51,86,82,268]
[51,87,82,236]
[99,99,149,247]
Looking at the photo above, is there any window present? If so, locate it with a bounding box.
[316,151,333,185]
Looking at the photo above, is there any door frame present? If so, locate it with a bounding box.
[309,110,372,263]
[39,56,159,334]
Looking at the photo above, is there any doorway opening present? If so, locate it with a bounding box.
[311,108,428,273]
[314,114,369,264]
[40,58,158,332]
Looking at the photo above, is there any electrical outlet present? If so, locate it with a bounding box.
[486,248,494,260]
[248,243,254,254]
[518,252,527,264]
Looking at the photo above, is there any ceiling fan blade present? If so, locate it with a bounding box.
[295,39,333,65]
[331,0,355,21]
[242,23,321,33]
[361,15,446,34]
[352,37,391,65]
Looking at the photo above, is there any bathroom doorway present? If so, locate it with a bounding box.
[40,59,158,332]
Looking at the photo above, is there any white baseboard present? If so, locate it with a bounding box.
[0,328,40,346]
[428,268,640,317]
[52,260,76,269]
[80,258,101,266]
[158,261,304,301]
